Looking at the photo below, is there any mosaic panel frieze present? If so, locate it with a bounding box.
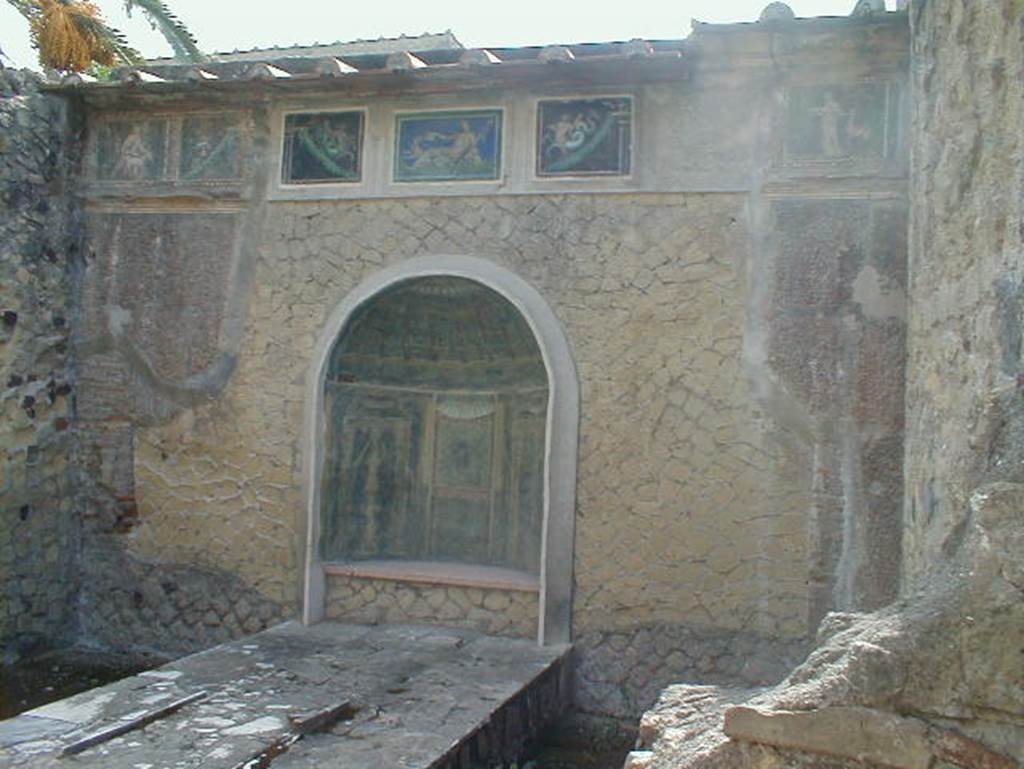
[784,83,899,163]
[394,110,502,182]
[180,116,241,180]
[95,119,167,181]
[536,97,632,176]
[92,114,244,184]
[282,111,363,184]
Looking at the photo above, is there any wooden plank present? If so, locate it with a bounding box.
[228,733,301,769]
[60,691,208,756]
[289,700,358,734]
[228,701,357,769]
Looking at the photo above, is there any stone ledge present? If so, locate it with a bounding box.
[323,560,540,593]
[0,621,571,768]
[723,705,1018,769]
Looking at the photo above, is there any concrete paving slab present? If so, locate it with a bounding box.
[0,715,77,749]
[0,622,570,769]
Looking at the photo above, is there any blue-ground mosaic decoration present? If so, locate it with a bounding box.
[537,97,632,176]
[394,110,502,182]
[282,111,363,184]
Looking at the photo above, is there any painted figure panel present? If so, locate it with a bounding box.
[180,116,241,181]
[95,120,167,181]
[282,111,363,184]
[498,390,547,571]
[320,389,424,561]
[785,84,895,161]
[337,416,412,559]
[433,397,495,490]
[537,97,632,176]
[394,110,502,182]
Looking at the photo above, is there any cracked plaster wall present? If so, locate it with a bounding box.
[72,205,289,651]
[83,189,904,713]
[756,198,907,619]
[122,192,812,633]
[73,142,287,651]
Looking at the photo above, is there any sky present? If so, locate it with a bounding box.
[0,0,895,70]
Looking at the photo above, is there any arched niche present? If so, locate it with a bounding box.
[302,256,579,645]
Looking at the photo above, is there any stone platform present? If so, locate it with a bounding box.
[0,622,572,769]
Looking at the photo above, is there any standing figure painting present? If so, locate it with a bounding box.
[113,126,152,180]
[785,84,894,162]
[95,120,166,181]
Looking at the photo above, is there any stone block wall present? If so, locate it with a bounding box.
[325,576,538,639]
[0,70,80,660]
[111,191,815,641]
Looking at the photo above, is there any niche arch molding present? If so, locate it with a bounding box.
[302,255,579,645]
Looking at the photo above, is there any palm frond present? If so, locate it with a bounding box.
[21,0,140,72]
[123,0,202,61]
[5,0,41,22]
[66,7,141,64]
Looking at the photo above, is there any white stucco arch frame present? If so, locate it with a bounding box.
[301,255,579,646]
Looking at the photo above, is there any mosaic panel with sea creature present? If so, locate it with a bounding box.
[180,116,241,180]
[394,110,502,182]
[282,111,363,184]
[537,97,632,176]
